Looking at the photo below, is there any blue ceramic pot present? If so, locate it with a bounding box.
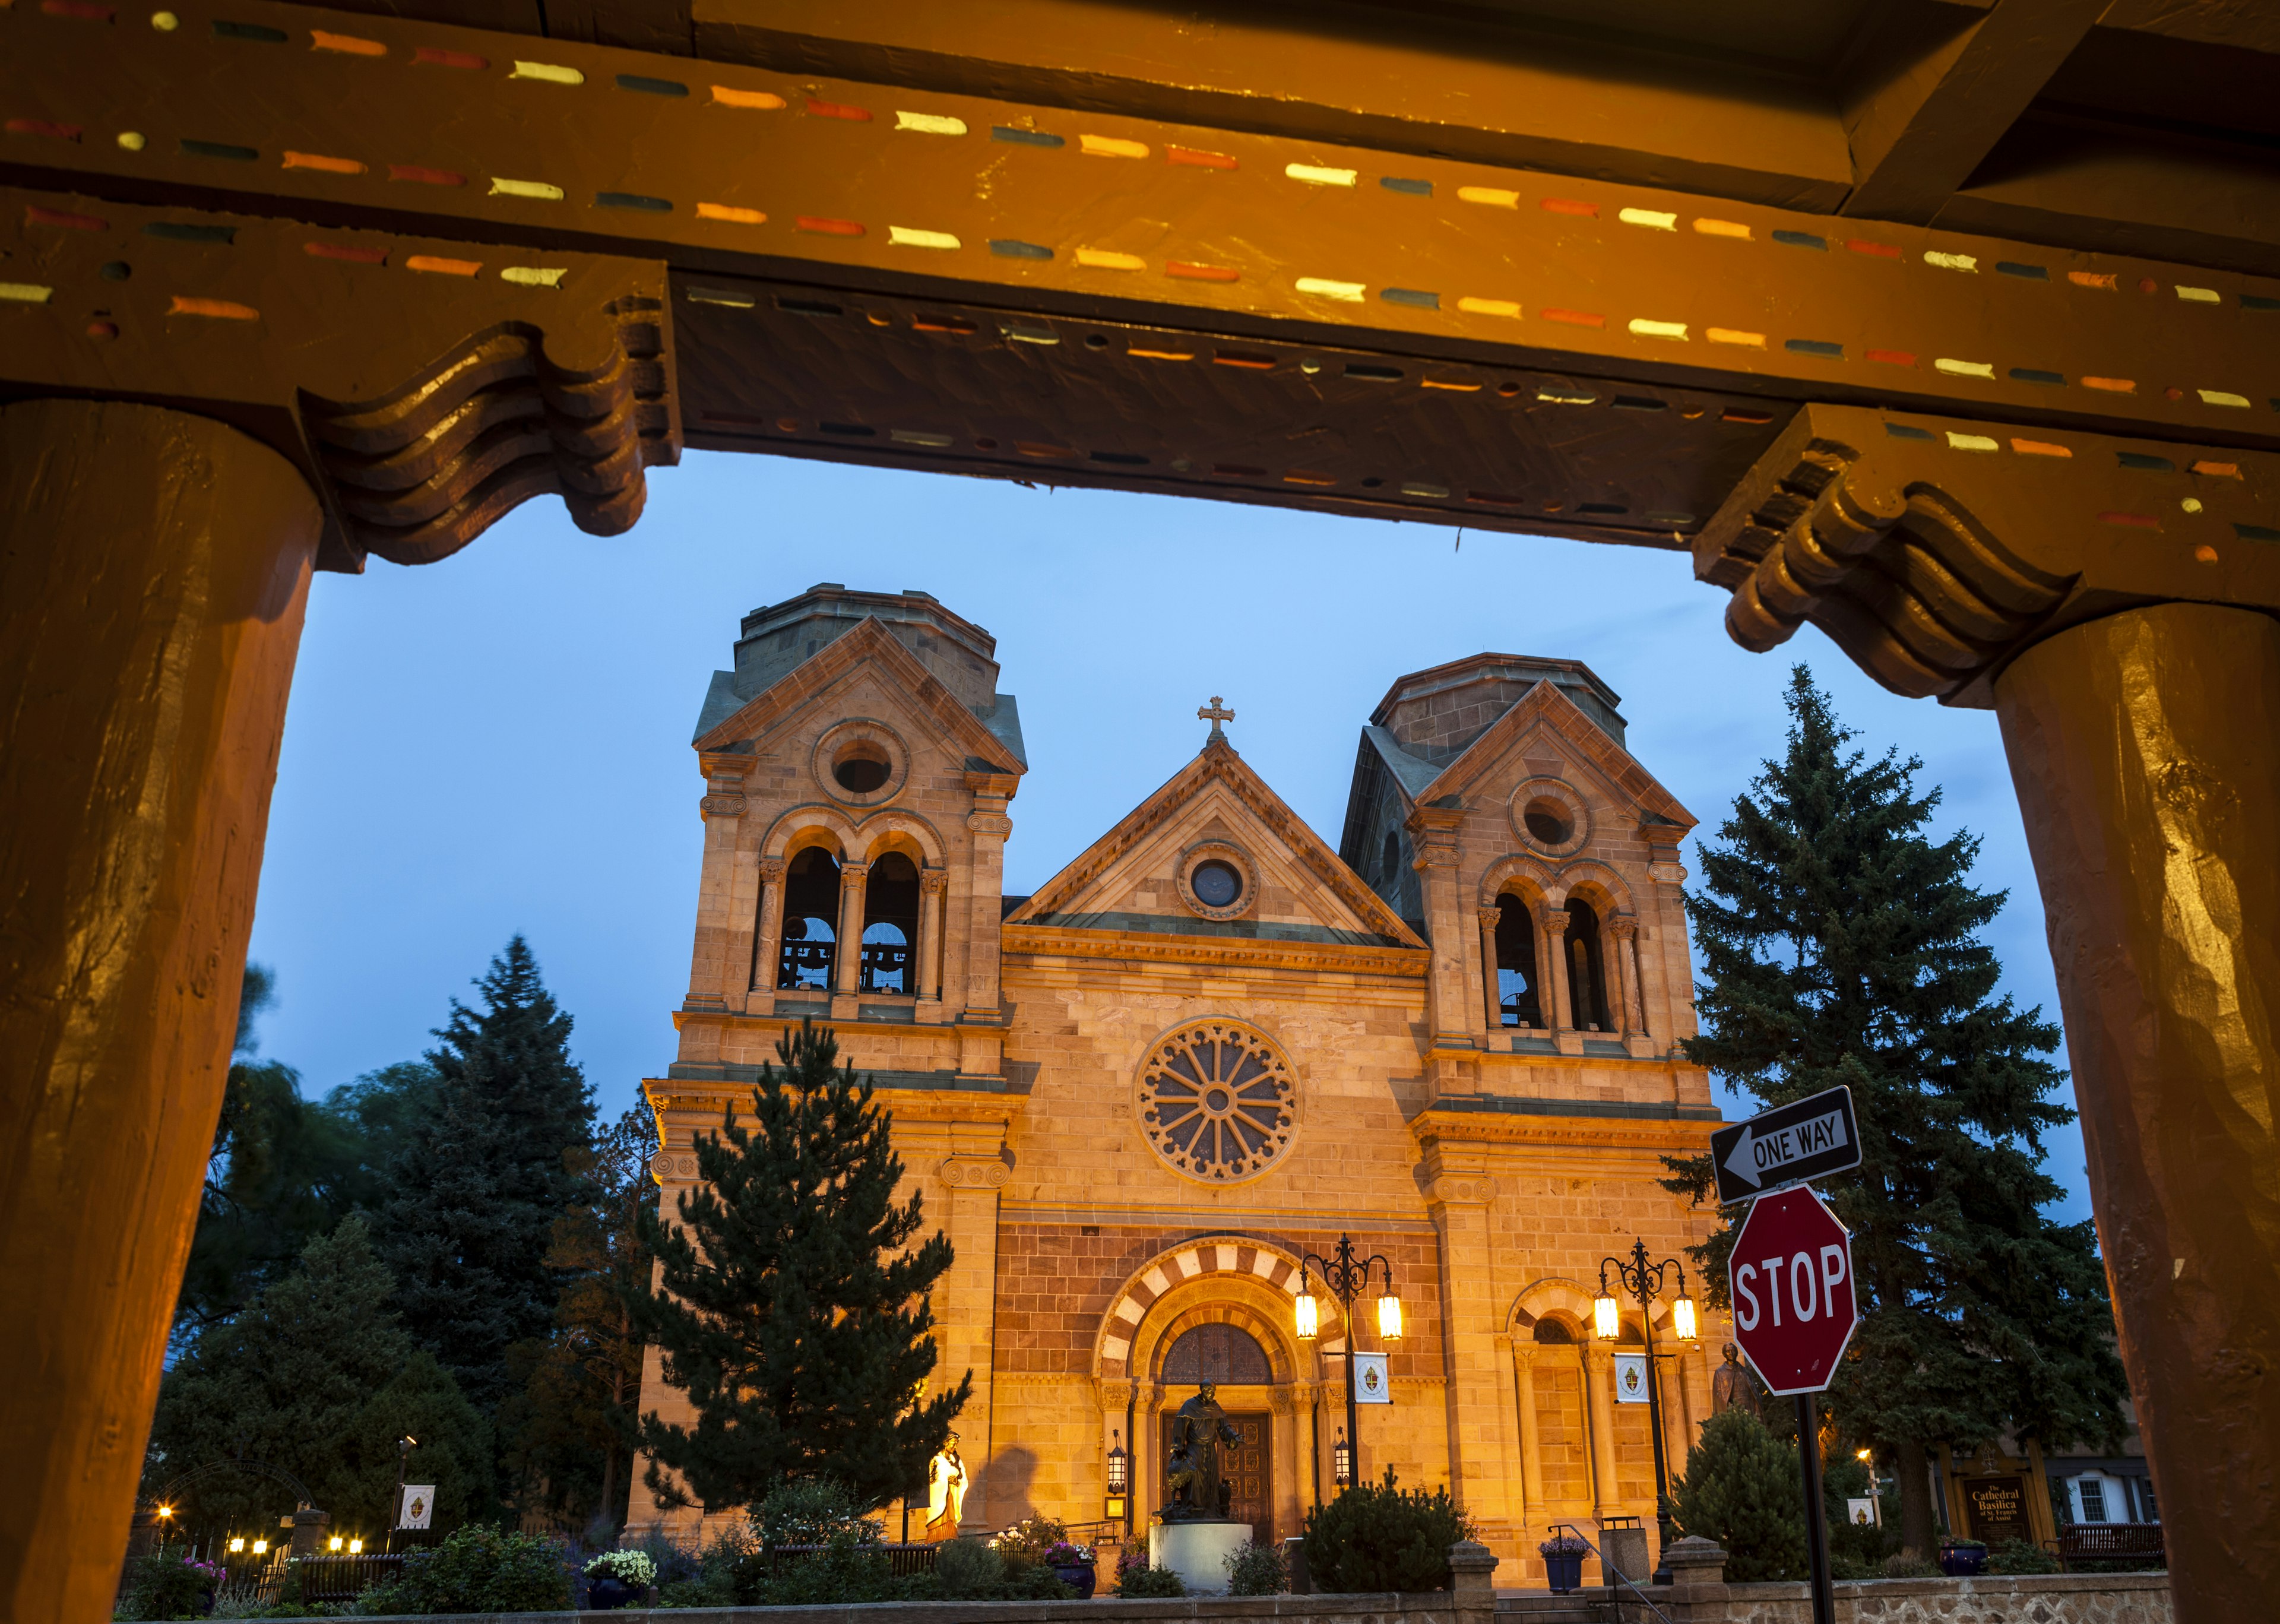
[1053,1563,1098,1599]
[588,1574,639,1609]
[1544,1553,1585,1593]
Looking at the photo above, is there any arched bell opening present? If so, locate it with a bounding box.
[860,850,920,993]
[779,845,841,990]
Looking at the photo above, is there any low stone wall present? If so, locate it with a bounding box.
[1717,1572,2172,1623]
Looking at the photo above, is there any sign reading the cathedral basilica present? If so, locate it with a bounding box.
[1710,1085,1860,1204]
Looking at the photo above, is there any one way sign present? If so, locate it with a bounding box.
[1711,1085,1862,1204]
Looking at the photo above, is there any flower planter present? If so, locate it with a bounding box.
[1940,1543,1988,1577]
[1544,1553,1585,1594]
[1052,1562,1098,1599]
[588,1574,640,1610]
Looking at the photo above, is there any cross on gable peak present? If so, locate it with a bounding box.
[1197,695,1236,740]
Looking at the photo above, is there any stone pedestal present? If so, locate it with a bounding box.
[1601,1524,1651,1588]
[1149,1521,1250,1594]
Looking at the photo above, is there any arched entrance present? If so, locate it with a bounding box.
[1160,1324,1275,1537]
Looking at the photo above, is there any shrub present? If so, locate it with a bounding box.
[353,1525,571,1614]
[652,1524,751,1609]
[116,1546,225,1622]
[1880,1553,1939,1578]
[1671,1408,1807,1582]
[1112,1549,1186,1598]
[993,1515,1068,1566]
[933,1536,1005,1597]
[1224,1538,1290,1596]
[1985,1537,2063,1575]
[1303,1469,1476,1593]
[737,1533,900,1606]
[750,1478,883,1547]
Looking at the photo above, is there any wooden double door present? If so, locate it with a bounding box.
[1158,1405,1268,1533]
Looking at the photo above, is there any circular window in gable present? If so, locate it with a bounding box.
[1508,775,1589,857]
[812,719,909,808]
[1136,1018,1300,1183]
[1176,841,1258,920]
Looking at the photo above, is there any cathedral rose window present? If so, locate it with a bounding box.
[1136,1020,1299,1182]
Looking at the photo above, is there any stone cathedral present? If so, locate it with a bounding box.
[634,584,1727,1579]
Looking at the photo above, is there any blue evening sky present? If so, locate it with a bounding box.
[244,450,2094,1226]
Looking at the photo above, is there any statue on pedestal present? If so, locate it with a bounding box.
[1158,1382,1243,1521]
[1711,1343,1764,1422]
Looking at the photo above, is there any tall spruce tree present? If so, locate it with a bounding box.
[628,1021,969,1512]
[1666,667,2126,1557]
[379,936,594,1414]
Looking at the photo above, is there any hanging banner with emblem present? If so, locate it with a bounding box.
[398,1486,435,1530]
[1353,1351,1392,1403]
[1613,1353,1650,1403]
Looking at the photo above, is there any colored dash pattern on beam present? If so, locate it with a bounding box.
[17,3,2280,420]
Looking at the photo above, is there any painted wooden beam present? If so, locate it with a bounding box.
[1838,0,2106,226]
[5,0,2276,456]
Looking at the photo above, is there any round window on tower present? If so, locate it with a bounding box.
[1176,842,1258,920]
[812,720,909,807]
[1508,776,1589,856]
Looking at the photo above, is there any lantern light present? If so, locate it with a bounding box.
[349,1538,364,1554]
[1376,1291,1403,1343]
[252,1540,268,1556]
[1332,1428,1353,1489]
[156,1505,174,1521]
[1106,1430,1129,1495]
[1593,1292,1622,1341]
[1672,1296,1699,1341]
[1857,1448,1873,1461]
[229,1538,245,1553]
[1294,1286,1319,1341]
[329,1536,344,1552]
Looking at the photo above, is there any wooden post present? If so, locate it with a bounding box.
[0,400,321,1624]
[1994,602,2280,1624]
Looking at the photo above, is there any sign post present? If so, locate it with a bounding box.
[1728,1179,1859,1624]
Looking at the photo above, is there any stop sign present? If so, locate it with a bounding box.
[1728,1185,1858,1395]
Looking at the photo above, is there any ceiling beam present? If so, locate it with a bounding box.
[691,0,1857,213]
[1838,0,2107,225]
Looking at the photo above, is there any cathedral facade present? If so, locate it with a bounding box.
[635,584,1727,1579]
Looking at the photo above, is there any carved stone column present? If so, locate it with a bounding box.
[1583,1344,1620,1518]
[1476,907,1505,1036]
[749,856,788,1015]
[916,869,948,1020]
[1608,916,1648,1053]
[958,773,1017,1074]
[832,859,870,1014]
[1291,1381,1319,1514]
[1540,908,1576,1052]
[0,400,322,1624]
[1995,603,2280,1624]
[1513,1344,1546,1520]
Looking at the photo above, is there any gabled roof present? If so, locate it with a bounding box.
[692,614,1027,773]
[1006,736,1423,948]
[1412,678,1695,829]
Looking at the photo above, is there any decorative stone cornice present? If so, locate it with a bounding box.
[939,1154,1011,1189]
[920,870,950,895]
[1003,923,1429,980]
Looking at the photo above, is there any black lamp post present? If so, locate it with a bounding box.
[1294,1233,1402,1495]
[390,1436,416,1554]
[1594,1240,1699,1584]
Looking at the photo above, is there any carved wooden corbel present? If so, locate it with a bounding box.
[1,187,678,572]
[1695,401,2278,707]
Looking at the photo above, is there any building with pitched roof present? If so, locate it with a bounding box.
[639,585,1726,1578]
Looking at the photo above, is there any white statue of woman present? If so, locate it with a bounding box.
[924,1431,967,1538]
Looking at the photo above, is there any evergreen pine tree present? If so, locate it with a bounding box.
[1671,1408,1807,1581]
[628,1021,970,1512]
[378,936,594,1414]
[147,1216,486,1533]
[1667,667,2126,1556]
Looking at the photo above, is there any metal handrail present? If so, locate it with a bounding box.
[1546,1523,1673,1624]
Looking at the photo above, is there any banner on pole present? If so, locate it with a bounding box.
[1353,1352,1392,1403]
[1613,1353,1649,1403]
[398,1486,435,1530]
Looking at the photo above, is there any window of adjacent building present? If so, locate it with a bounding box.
[1494,894,1543,1027]
[779,847,841,990]
[2076,1476,2108,1524]
[861,852,921,994]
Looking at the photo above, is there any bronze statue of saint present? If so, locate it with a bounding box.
[1710,1343,1763,1422]
[1159,1381,1243,1520]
